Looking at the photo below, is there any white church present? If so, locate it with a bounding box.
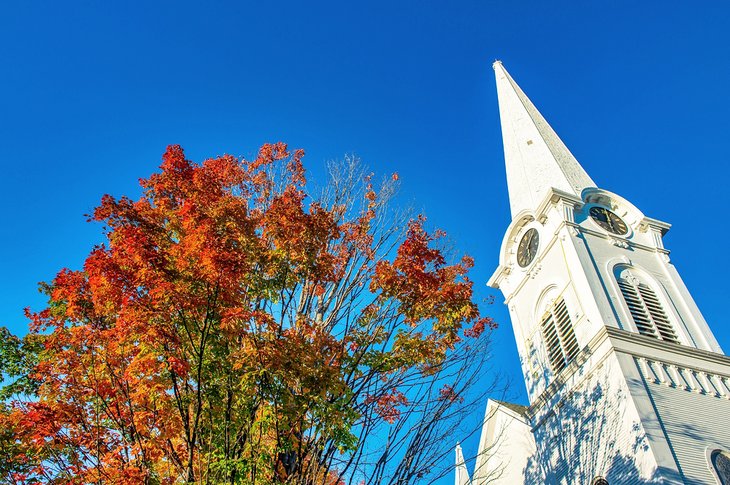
[455,62,730,484]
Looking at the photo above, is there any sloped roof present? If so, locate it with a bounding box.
[494,399,529,417]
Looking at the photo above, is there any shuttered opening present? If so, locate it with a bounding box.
[617,278,679,344]
[540,298,579,374]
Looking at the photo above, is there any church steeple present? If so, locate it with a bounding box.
[493,61,595,217]
[459,62,730,485]
[454,443,470,485]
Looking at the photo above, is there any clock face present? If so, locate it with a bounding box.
[589,206,628,235]
[517,228,539,268]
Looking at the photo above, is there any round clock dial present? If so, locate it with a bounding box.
[517,228,539,268]
[589,206,628,235]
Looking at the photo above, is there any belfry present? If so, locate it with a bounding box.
[456,62,730,484]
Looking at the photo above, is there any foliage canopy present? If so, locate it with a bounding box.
[0,144,494,484]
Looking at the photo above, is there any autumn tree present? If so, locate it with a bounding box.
[0,143,496,484]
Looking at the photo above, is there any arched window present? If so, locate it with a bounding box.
[712,449,730,485]
[615,268,679,344]
[540,297,579,373]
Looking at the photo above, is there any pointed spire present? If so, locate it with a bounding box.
[493,61,595,217]
[454,443,471,485]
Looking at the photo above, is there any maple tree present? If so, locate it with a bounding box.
[0,143,495,484]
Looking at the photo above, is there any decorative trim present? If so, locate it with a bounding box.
[535,188,582,223]
[705,446,730,485]
[636,357,730,399]
[528,263,542,279]
[564,222,581,237]
[525,325,730,425]
[610,237,630,249]
[605,326,730,369]
[637,216,672,235]
[578,225,670,255]
[622,272,640,286]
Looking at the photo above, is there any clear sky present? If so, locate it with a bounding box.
[2,1,730,482]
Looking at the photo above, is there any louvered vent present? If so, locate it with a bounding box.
[540,298,579,374]
[618,278,679,344]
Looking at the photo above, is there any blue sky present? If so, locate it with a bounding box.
[2,1,730,482]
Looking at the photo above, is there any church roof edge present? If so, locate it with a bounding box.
[494,399,529,416]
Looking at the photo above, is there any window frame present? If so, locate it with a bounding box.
[706,447,730,485]
[540,297,580,374]
[613,266,683,345]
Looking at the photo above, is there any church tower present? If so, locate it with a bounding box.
[458,63,730,484]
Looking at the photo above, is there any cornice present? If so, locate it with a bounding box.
[578,225,670,256]
[490,190,672,292]
[605,326,730,370]
[495,222,672,302]
[526,326,730,426]
[637,216,671,235]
